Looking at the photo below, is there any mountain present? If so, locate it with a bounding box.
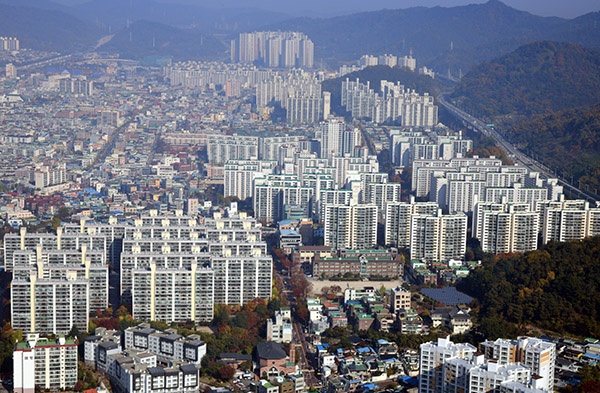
[0,3,100,52]
[97,20,226,61]
[504,105,600,191]
[321,65,444,118]
[70,0,290,34]
[450,41,600,120]
[264,0,600,74]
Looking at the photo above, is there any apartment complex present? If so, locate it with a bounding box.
[420,337,554,393]
[341,78,438,126]
[231,31,314,68]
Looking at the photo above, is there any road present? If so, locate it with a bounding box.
[278,273,321,388]
[438,95,599,203]
[16,54,73,72]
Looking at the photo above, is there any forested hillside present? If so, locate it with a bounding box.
[460,237,600,338]
[450,41,600,120]
[505,105,600,190]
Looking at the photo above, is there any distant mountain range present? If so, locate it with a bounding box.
[0,0,599,69]
[0,3,99,52]
[99,20,227,62]
[266,0,600,73]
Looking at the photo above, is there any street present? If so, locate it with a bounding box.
[278,272,321,388]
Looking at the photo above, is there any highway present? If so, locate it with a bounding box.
[16,54,73,72]
[437,95,599,203]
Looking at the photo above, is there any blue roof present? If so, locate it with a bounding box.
[420,287,473,306]
[361,383,376,390]
[583,353,600,361]
[280,229,299,236]
[401,376,418,386]
[377,339,389,345]
[357,347,371,353]
[84,188,99,195]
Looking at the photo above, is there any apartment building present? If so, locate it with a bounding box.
[541,200,600,244]
[480,337,556,392]
[324,204,378,250]
[132,265,215,323]
[211,255,273,305]
[11,274,89,335]
[390,286,411,313]
[419,337,477,393]
[124,325,207,366]
[12,246,108,311]
[410,212,467,262]
[14,335,78,393]
[384,198,439,248]
[107,350,201,393]
[224,159,277,200]
[473,202,539,254]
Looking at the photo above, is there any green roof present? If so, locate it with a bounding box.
[16,341,31,350]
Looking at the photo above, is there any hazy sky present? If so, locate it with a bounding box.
[53,0,599,19]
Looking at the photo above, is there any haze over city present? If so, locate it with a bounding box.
[1,0,600,392]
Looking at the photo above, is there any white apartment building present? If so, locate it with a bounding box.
[474,202,539,254]
[120,251,211,304]
[320,118,347,159]
[124,325,207,366]
[224,159,277,200]
[541,200,600,244]
[14,335,78,393]
[480,337,556,392]
[410,212,467,262]
[324,204,378,250]
[132,265,215,323]
[11,274,89,335]
[211,255,273,305]
[253,174,313,223]
[384,198,439,248]
[107,350,200,393]
[419,337,477,393]
[4,227,108,271]
[364,182,402,218]
[84,327,122,368]
[206,134,259,164]
[12,246,108,312]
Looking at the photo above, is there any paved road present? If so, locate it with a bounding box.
[438,95,599,203]
[278,273,320,388]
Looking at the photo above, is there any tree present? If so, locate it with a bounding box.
[213,304,230,326]
[218,365,236,381]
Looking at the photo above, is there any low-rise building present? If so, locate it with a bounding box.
[124,325,207,365]
[267,309,293,343]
